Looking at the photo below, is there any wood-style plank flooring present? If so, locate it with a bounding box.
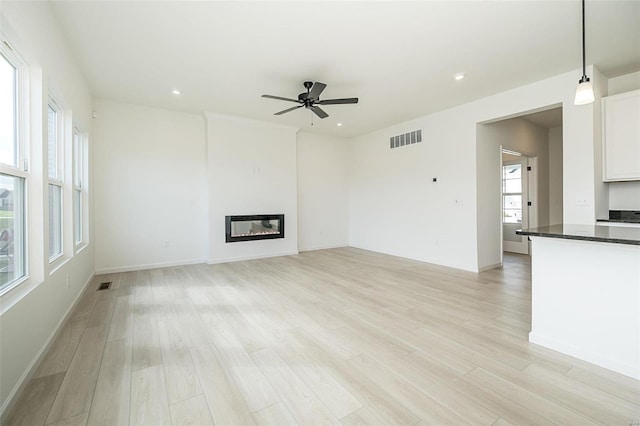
[6,248,640,425]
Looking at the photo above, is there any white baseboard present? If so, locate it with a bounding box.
[503,240,528,254]
[0,272,95,423]
[347,244,477,273]
[478,262,502,272]
[298,244,347,252]
[95,258,207,274]
[529,331,640,380]
[207,250,299,264]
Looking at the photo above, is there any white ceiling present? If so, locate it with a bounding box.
[49,0,640,138]
[522,108,563,129]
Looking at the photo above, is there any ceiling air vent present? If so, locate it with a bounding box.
[390,129,422,149]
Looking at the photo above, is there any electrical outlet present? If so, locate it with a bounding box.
[66,275,70,289]
[576,198,589,206]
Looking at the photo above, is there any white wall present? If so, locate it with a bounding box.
[206,114,298,263]
[351,66,606,272]
[591,67,609,222]
[297,132,349,251]
[0,2,94,418]
[548,126,563,224]
[350,108,477,271]
[608,71,640,96]
[92,100,207,273]
[607,71,640,211]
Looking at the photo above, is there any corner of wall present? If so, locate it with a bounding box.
[592,66,609,221]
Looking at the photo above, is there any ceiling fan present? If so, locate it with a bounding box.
[262,81,358,119]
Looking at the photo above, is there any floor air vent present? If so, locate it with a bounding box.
[390,129,422,149]
[97,281,112,291]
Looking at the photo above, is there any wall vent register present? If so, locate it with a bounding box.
[390,129,422,149]
[225,214,285,243]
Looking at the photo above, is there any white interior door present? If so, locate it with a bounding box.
[502,157,529,254]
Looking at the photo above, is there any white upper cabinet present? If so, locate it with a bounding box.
[602,89,640,181]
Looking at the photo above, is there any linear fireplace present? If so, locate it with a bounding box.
[225,214,285,243]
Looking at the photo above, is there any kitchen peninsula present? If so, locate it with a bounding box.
[517,225,640,380]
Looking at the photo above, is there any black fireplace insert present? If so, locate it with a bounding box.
[225,214,285,243]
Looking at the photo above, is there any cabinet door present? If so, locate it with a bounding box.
[603,90,640,181]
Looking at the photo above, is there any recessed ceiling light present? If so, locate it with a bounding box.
[337,123,343,127]
[453,73,465,81]
[172,89,181,95]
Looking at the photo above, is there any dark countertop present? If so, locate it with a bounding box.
[516,224,640,246]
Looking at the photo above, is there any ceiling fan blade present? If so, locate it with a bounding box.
[317,98,359,105]
[310,106,329,119]
[262,94,301,103]
[274,105,303,115]
[307,82,327,100]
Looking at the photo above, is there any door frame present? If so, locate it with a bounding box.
[501,151,537,255]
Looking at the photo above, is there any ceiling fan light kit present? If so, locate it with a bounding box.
[574,0,594,106]
[262,81,358,120]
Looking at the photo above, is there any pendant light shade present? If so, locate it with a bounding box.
[574,0,594,105]
[575,78,595,105]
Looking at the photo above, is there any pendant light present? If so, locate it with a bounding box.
[574,0,594,105]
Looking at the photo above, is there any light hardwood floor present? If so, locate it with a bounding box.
[6,248,640,425]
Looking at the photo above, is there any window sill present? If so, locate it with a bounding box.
[0,275,33,315]
[75,243,88,255]
[49,256,70,276]
[49,251,63,263]
[0,274,30,298]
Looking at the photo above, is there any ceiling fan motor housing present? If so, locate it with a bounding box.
[299,81,314,104]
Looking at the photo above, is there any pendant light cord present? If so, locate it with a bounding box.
[581,0,586,78]
[574,0,594,104]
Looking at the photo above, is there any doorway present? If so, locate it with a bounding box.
[476,105,563,271]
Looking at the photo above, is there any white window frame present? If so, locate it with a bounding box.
[502,163,523,225]
[72,126,87,249]
[48,97,64,263]
[0,36,29,296]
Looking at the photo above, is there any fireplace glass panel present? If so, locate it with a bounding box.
[231,219,281,237]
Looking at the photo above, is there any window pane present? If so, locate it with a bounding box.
[504,178,521,193]
[73,131,81,187]
[49,184,62,259]
[503,194,523,224]
[504,195,522,209]
[504,209,522,223]
[48,105,58,180]
[0,174,25,289]
[503,164,521,179]
[74,189,82,244]
[0,53,17,167]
